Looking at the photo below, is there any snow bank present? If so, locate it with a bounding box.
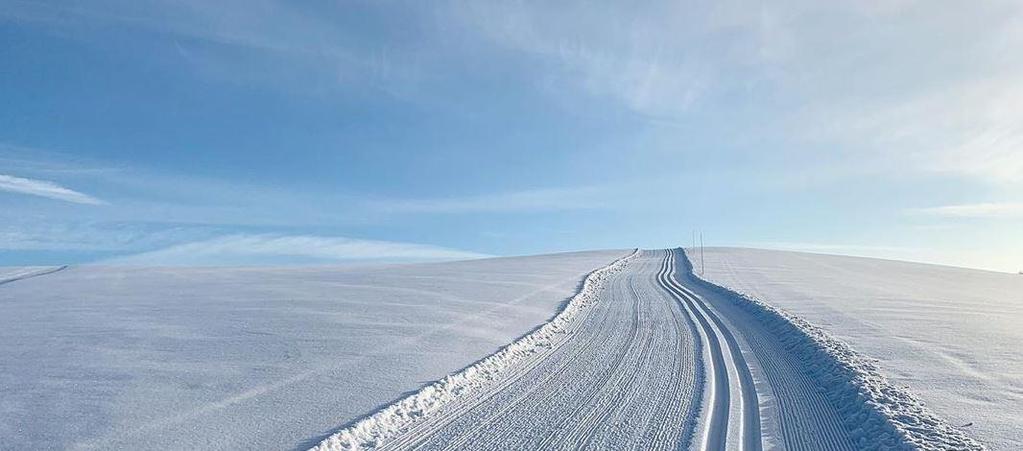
[1,250,627,450]
[0,265,65,285]
[683,249,984,450]
[311,249,639,451]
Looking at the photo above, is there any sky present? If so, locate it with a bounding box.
[1,0,1021,272]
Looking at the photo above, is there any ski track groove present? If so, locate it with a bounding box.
[659,250,737,451]
[675,249,859,451]
[660,250,762,450]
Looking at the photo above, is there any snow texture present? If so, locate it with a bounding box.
[688,247,1011,450]
[311,249,639,450]
[3,247,1011,450]
[0,250,626,450]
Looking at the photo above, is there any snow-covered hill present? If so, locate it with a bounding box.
[693,247,1023,450]
[0,250,626,450]
[3,247,1015,450]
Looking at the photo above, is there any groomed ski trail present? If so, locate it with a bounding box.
[400,250,702,451]
[312,248,959,450]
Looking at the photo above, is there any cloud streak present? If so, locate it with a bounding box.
[452,2,711,119]
[741,241,920,254]
[101,234,491,266]
[370,186,607,214]
[912,202,1023,219]
[0,174,105,205]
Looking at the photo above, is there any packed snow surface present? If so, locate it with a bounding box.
[0,250,625,450]
[694,247,1022,450]
[315,249,950,450]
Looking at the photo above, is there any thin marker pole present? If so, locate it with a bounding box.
[700,232,705,275]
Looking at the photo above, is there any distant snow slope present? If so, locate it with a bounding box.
[0,250,626,450]
[694,247,1023,450]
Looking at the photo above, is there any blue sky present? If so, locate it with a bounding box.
[1,0,1021,271]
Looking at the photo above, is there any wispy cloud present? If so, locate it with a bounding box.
[0,174,105,205]
[794,73,1023,185]
[452,2,710,119]
[370,186,607,214]
[1,0,426,97]
[101,234,491,266]
[739,241,919,254]
[0,142,122,176]
[769,3,1023,185]
[912,202,1023,219]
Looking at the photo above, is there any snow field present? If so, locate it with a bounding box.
[0,251,627,450]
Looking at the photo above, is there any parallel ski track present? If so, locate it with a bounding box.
[658,249,762,451]
[676,249,858,451]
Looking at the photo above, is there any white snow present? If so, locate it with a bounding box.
[692,247,1023,450]
[4,247,1013,450]
[312,248,892,450]
[0,250,626,450]
[312,249,637,450]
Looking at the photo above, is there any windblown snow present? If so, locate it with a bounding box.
[693,247,1022,450]
[0,251,626,450]
[2,247,1011,450]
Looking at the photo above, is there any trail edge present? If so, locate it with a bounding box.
[311,249,640,451]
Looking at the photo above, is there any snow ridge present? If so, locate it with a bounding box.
[682,249,985,450]
[311,249,639,451]
[0,265,67,286]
